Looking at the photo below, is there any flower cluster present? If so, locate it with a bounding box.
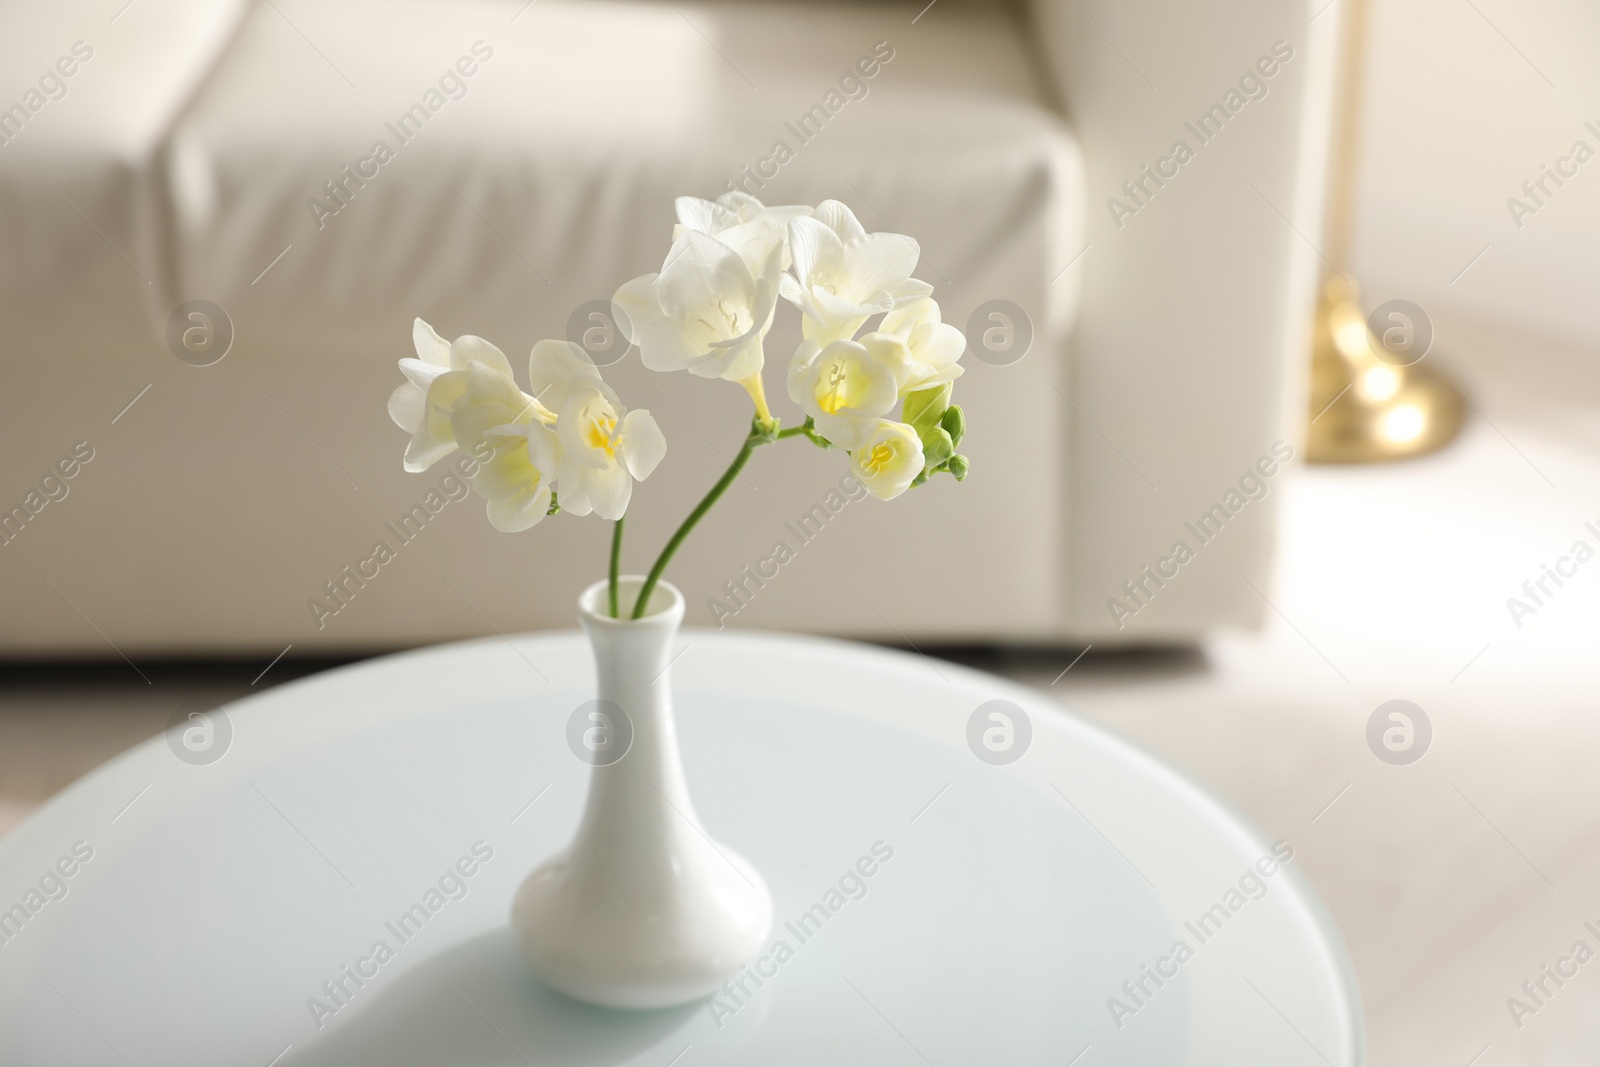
[387,320,665,531]
[388,191,970,616]
[614,192,969,500]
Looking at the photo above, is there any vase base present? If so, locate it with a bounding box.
[510,844,774,1010]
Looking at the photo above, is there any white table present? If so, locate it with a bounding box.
[0,632,1363,1065]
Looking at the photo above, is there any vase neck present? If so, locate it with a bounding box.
[572,578,699,854]
[580,614,679,707]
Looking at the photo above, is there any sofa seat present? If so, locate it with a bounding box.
[0,0,1084,651]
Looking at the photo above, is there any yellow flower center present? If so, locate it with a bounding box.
[817,357,867,414]
[861,440,896,475]
[490,434,543,489]
[585,412,617,458]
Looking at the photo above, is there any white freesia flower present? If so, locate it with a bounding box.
[673,192,810,275]
[443,358,560,532]
[555,383,666,520]
[390,321,671,531]
[389,319,551,472]
[780,200,933,344]
[448,359,548,446]
[849,420,925,501]
[786,337,900,450]
[469,421,562,532]
[528,339,667,521]
[869,297,966,397]
[613,232,783,384]
[613,231,784,424]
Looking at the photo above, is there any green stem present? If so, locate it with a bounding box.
[608,518,624,618]
[632,429,765,619]
[776,419,832,448]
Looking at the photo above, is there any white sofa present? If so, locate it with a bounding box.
[0,0,1333,654]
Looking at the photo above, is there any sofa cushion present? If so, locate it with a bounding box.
[162,0,1080,350]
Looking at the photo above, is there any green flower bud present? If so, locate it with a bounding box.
[920,426,954,469]
[940,404,965,446]
[947,454,970,481]
[903,383,952,432]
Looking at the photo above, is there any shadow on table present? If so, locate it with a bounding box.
[281,929,698,1067]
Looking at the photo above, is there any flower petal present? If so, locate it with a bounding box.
[449,363,534,449]
[887,277,935,307]
[694,332,765,381]
[674,195,720,234]
[612,273,661,344]
[841,233,922,304]
[855,334,919,396]
[880,296,936,338]
[528,339,601,411]
[423,370,469,447]
[813,199,866,243]
[388,381,425,432]
[398,356,450,392]
[466,359,535,416]
[813,410,880,451]
[449,335,514,377]
[778,272,806,307]
[583,461,634,521]
[403,432,456,473]
[524,422,563,474]
[717,217,790,277]
[813,286,881,321]
[919,321,968,369]
[486,482,551,533]
[413,318,451,366]
[620,409,666,481]
[656,232,751,318]
[787,216,842,289]
[556,457,594,516]
[785,339,823,406]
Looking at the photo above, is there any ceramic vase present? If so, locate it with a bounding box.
[510,576,772,1009]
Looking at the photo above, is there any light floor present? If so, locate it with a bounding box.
[4,312,1597,1065]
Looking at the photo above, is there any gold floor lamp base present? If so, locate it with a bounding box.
[1306,278,1466,464]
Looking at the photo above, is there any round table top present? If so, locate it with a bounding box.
[0,631,1362,1066]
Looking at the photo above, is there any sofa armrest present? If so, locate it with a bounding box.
[1025,0,1340,639]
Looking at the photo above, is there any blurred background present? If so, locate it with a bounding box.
[4,0,1600,1062]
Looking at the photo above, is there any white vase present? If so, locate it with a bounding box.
[510,576,773,1009]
